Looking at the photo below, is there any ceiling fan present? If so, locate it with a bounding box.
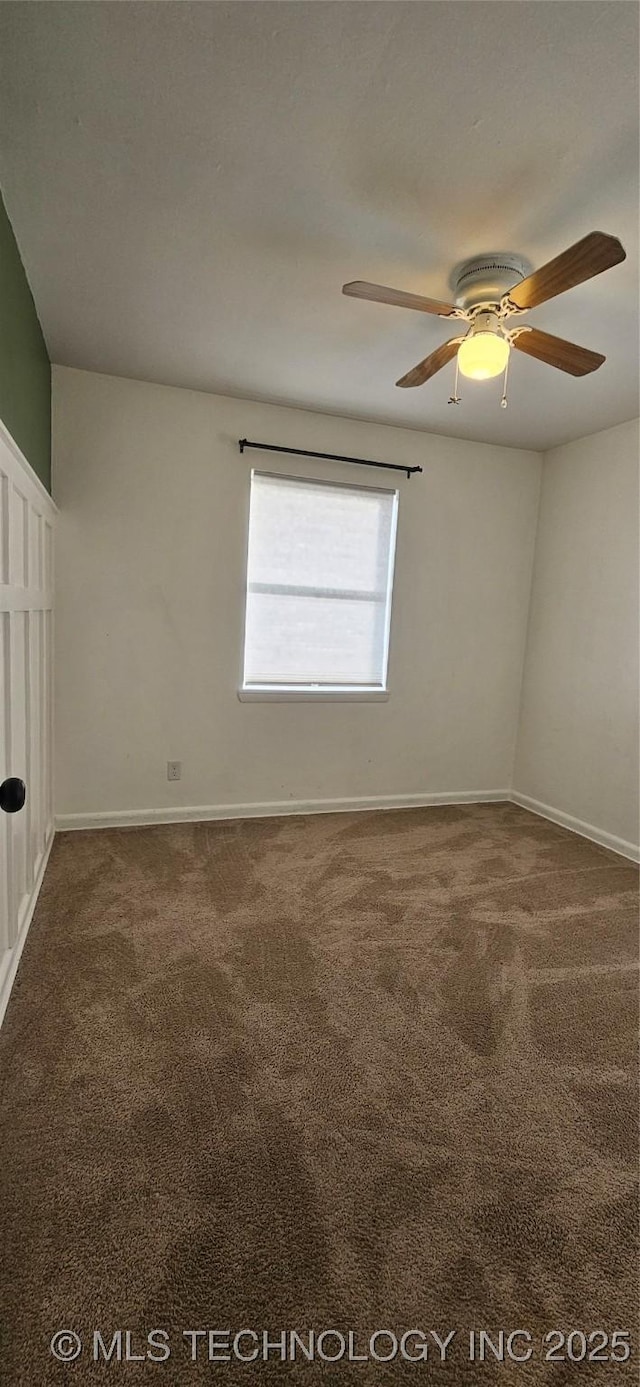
[342,232,626,407]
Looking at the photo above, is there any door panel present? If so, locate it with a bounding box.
[0,612,10,955]
[0,428,55,1010]
[8,609,28,941]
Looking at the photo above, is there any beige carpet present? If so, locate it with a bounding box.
[1,802,638,1384]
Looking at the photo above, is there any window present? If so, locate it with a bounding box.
[241,471,398,698]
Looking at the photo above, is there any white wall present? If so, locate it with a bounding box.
[514,418,639,854]
[52,366,541,823]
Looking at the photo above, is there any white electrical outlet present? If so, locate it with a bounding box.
[167,761,182,781]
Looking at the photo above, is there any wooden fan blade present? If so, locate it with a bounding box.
[396,337,464,388]
[507,232,625,311]
[343,281,457,317]
[513,327,605,376]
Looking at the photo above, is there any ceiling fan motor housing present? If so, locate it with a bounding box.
[453,253,529,311]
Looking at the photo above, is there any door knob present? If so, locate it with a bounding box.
[0,778,26,813]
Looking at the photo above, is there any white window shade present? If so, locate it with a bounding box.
[242,471,398,691]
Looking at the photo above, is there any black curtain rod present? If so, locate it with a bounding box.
[238,438,422,480]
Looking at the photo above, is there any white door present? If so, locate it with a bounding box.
[0,421,55,1022]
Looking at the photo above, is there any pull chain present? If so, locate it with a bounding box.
[448,353,461,405]
[500,350,510,409]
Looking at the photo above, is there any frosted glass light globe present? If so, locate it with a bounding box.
[458,331,510,381]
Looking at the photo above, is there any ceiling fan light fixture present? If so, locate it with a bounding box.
[344,231,624,395]
[458,324,510,381]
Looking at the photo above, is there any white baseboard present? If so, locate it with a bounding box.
[510,791,640,864]
[55,791,640,865]
[55,788,510,832]
[0,829,55,1030]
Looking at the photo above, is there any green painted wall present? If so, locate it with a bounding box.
[0,189,51,491]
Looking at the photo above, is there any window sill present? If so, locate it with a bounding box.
[238,686,389,703]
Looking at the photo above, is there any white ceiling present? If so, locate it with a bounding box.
[0,1,638,451]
